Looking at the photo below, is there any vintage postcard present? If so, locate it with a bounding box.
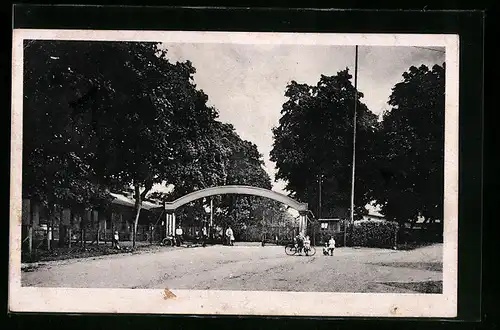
[10,29,459,317]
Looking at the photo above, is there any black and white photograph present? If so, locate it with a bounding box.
[10,30,459,317]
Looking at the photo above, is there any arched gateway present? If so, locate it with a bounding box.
[163,185,309,237]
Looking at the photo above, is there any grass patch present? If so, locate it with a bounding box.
[21,244,162,264]
[381,281,442,293]
[396,242,439,250]
[371,261,443,272]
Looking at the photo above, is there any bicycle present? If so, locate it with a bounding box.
[285,243,316,256]
[161,236,176,247]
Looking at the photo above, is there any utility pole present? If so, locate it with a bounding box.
[318,174,322,220]
[210,197,213,238]
[318,174,323,247]
[347,45,359,247]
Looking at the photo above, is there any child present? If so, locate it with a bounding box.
[323,242,329,255]
[328,236,336,256]
[303,235,311,251]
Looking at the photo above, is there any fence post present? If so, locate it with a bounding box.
[393,226,398,249]
[68,213,73,249]
[22,199,32,257]
[111,212,117,247]
[94,210,100,245]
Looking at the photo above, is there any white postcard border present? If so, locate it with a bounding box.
[10,30,459,317]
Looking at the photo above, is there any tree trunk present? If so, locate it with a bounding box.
[80,215,84,248]
[150,225,153,245]
[132,182,153,249]
[68,228,72,248]
[28,225,33,257]
[96,222,100,245]
[133,185,142,249]
[59,223,66,248]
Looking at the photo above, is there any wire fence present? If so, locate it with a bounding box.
[22,224,166,251]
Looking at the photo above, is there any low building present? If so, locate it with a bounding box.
[318,218,342,233]
[21,192,164,248]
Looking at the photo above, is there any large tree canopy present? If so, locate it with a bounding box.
[23,40,225,246]
[168,120,285,235]
[270,69,379,219]
[374,63,445,227]
[24,39,294,247]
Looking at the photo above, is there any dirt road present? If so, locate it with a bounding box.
[21,243,443,293]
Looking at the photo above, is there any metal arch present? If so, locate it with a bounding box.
[164,185,308,212]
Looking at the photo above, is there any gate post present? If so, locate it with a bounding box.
[165,211,176,237]
[298,210,308,236]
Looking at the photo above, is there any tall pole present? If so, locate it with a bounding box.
[317,174,322,247]
[347,45,359,246]
[210,197,213,228]
[318,174,322,220]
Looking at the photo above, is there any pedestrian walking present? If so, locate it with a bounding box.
[225,226,234,246]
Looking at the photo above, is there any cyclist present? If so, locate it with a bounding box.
[295,232,305,252]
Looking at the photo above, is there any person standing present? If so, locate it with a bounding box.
[175,225,183,247]
[328,236,336,256]
[225,226,234,246]
[113,231,120,250]
[201,226,208,247]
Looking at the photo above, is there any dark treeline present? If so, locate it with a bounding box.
[23,40,293,248]
[271,64,445,239]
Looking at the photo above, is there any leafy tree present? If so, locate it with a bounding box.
[23,41,116,250]
[23,40,224,247]
[168,120,276,233]
[209,122,273,230]
[375,64,445,231]
[270,69,379,220]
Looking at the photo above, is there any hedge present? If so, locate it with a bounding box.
[349,220,398,248]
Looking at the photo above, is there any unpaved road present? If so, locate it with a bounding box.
[21,243,443,293]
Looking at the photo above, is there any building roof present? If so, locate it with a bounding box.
[363,213,385,219]
[110,192,163,211]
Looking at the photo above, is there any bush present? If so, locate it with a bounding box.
[348,220,398,248]
[238,225,262,242]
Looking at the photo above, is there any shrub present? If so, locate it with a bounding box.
[348,220,398,248]
[238,225,262,242]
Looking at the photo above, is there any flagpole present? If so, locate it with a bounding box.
[347,45,359,246]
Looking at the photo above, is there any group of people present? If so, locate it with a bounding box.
[294,232,311,252]
[173,225,235,247]
[295,232,336,256]
[174,225,209,247]
[323,236,336,256]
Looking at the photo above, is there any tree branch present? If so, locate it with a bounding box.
[140,179,154,200]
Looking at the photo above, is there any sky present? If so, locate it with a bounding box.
[158,44,445,194]
[151,43,445,214]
